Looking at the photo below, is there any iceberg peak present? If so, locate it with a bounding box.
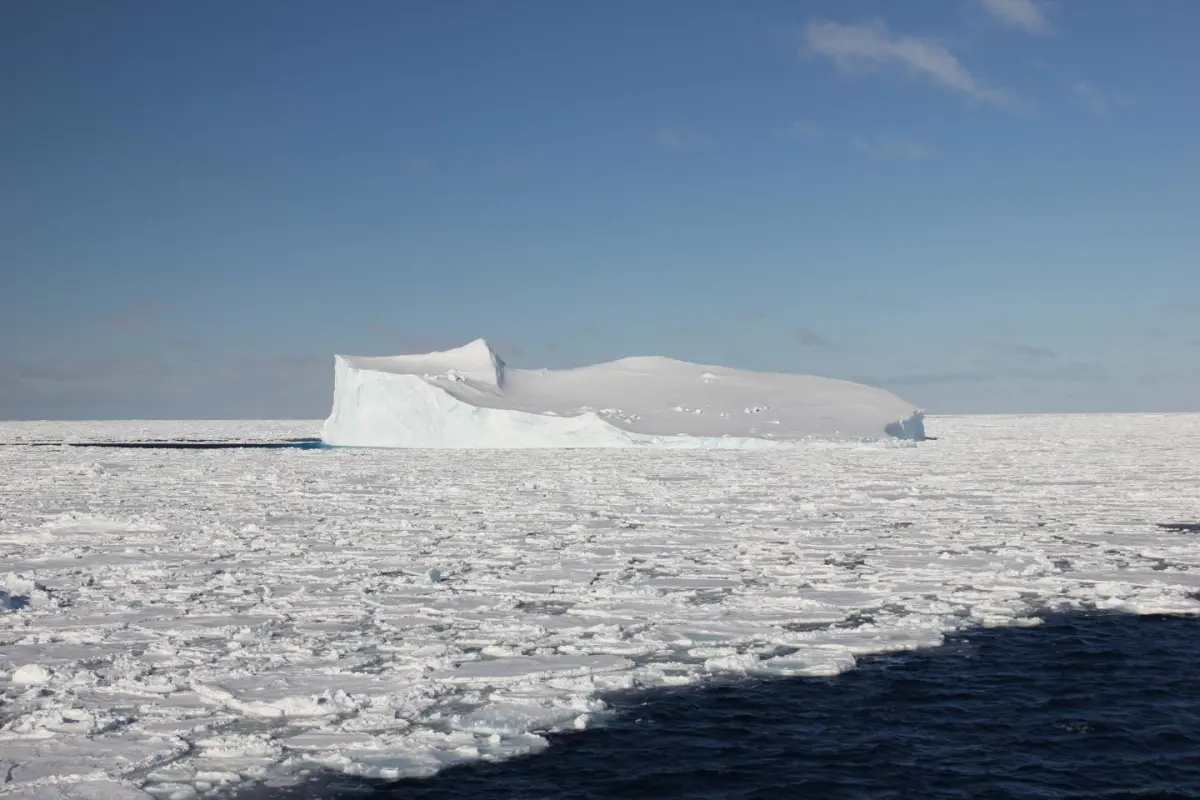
[339,338,506,390]
[446,338,507,388]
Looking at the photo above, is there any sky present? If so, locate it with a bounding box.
[2,0,1198,419]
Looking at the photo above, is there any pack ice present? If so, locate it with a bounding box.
[322,339,925,447]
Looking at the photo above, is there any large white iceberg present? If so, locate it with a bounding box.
[321,339,925,447]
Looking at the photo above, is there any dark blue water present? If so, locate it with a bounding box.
[254,612,1200,799]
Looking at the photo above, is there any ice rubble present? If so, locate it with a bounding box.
[322,339,925,447]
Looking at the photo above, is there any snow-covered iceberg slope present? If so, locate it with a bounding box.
[321,339,925,448]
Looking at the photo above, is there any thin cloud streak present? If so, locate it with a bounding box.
[1071,81,1109,116]
[805,19,1016,110]
[853,135,931,162]
[979,0,1050,35]
[784,121,820,139]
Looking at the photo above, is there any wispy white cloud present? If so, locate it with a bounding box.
[978,0,1050,35]
[805,19,1015,110]
[852,135,932,162]
[1071,81,1108,115]
[784,120,820,139]
[654,127,708,151]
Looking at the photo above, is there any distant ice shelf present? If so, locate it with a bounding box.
[321,339,925,448]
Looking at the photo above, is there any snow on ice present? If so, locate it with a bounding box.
[1,414,1199,797]
[321,339,926,447]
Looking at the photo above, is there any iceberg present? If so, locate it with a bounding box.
[321,339,925,448]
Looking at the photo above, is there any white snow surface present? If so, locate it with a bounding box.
[1,414,1199,797]
[321,339,926,447]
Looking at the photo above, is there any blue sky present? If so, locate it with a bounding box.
[2,0,1197,418]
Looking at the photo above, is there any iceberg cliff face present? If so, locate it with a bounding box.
[321,339,925,448]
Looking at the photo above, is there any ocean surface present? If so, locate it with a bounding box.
[253,612,1200,800]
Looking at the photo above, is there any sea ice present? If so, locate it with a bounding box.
[0,414,1198,796]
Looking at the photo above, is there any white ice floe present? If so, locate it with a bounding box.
[1,414,1199,797]
[321,339,925,447]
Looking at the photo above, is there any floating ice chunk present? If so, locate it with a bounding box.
[704,653,761,673]
[753,649,859,677]
[11,663,53,685]
[20,780,158,800]
[143,784,196,800]
[432,654,633,684]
